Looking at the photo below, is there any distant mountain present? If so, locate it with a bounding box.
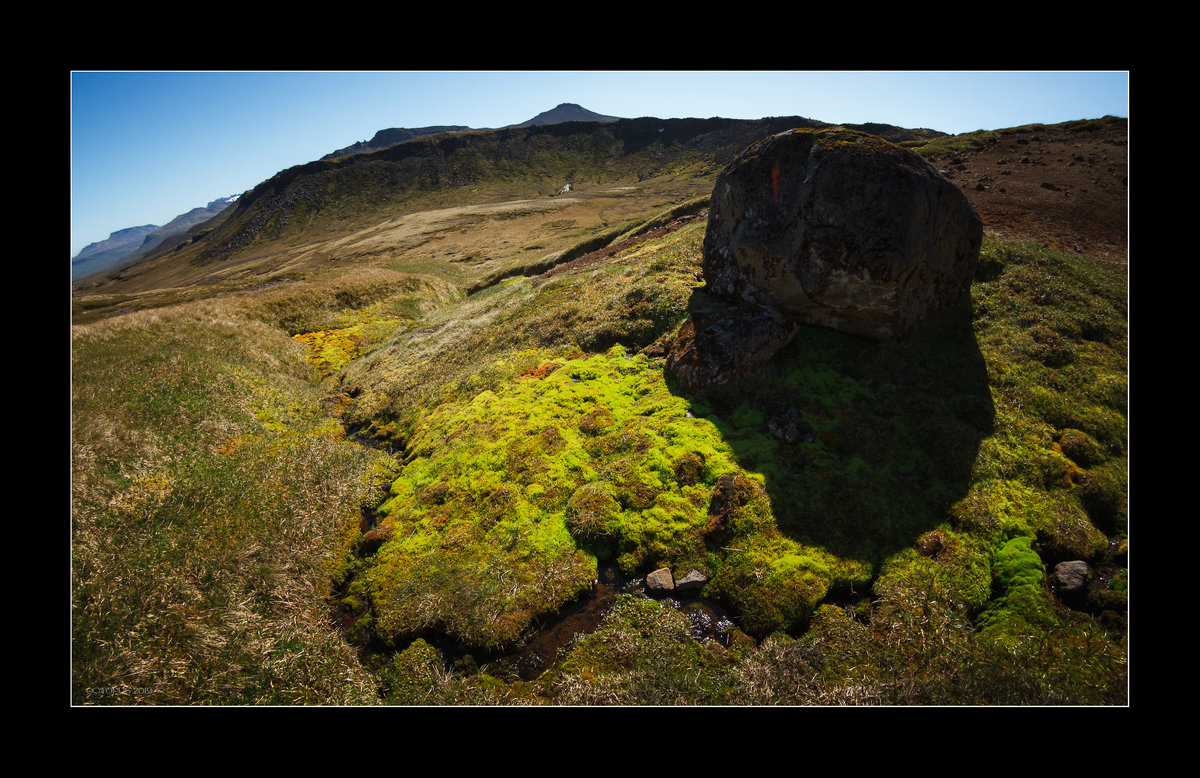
[322,126,473,160]
[508,103,621,127]
[73,195,240,282]
[321,105,622,161]
[73,224,158,265]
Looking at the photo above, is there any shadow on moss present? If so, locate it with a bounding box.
[668,291,994,570]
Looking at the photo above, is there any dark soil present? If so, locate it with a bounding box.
[929,123,1128,262]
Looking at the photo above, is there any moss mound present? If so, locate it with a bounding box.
[362,345,868,648]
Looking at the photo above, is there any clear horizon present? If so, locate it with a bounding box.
[70,70,1130,258]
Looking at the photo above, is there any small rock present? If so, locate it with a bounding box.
[1053,560,1090,597]
[767,409,813,444]
[675,569,709,592]
[646,567,675,593]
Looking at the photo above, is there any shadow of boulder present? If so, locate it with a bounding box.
[668,288,992,568]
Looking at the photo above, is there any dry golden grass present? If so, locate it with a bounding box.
[72,300,396,704]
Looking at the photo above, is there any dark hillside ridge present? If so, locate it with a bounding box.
[132,115,944,273]
[321,125,472,160]
[322,104,621,160]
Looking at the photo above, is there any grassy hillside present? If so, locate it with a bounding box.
[71,121,1127,705]
[72,115,942,311]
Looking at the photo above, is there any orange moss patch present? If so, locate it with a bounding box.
[217,434,253,456]
[519,361,561,380]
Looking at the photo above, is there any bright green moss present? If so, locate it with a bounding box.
[872,528,993,617]
[365,346,745,646]
[708,526,870,637]
[976,534,1060,647]
[362,344,879,647]
[992,535,1044,590]
[950,478,1107,559]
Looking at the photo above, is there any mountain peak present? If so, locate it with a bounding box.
[511,103,621,127]
[73,196,239,282]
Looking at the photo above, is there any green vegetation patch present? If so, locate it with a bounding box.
[364,346,723,647]
[962,235,1127,547]
[362,345,867,647]
[545,595,740,705]
[293,312,410,378]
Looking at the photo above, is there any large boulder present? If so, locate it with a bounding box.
[702,128,982,342]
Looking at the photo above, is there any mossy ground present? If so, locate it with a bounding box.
[361,345,869,649]
[292,309,412,378]
[73,194,1127,704]
[352,228,1127,705]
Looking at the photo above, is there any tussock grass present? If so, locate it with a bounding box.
[72,301,395,704]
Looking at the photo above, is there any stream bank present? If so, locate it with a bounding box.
[331,482,741,689]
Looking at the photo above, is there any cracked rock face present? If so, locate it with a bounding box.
[702,128,982,342]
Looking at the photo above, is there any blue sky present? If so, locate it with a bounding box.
[70,70,1129,258]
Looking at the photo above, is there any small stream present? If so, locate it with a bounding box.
[334,521,737,684]
[410,564,739,681]
[344,424,403,456]
[496,565,737,680]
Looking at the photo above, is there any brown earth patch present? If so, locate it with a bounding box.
[929,123,1128,262]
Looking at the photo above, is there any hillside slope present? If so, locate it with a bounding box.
[321,126,473,160]
[73,115,946,308]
